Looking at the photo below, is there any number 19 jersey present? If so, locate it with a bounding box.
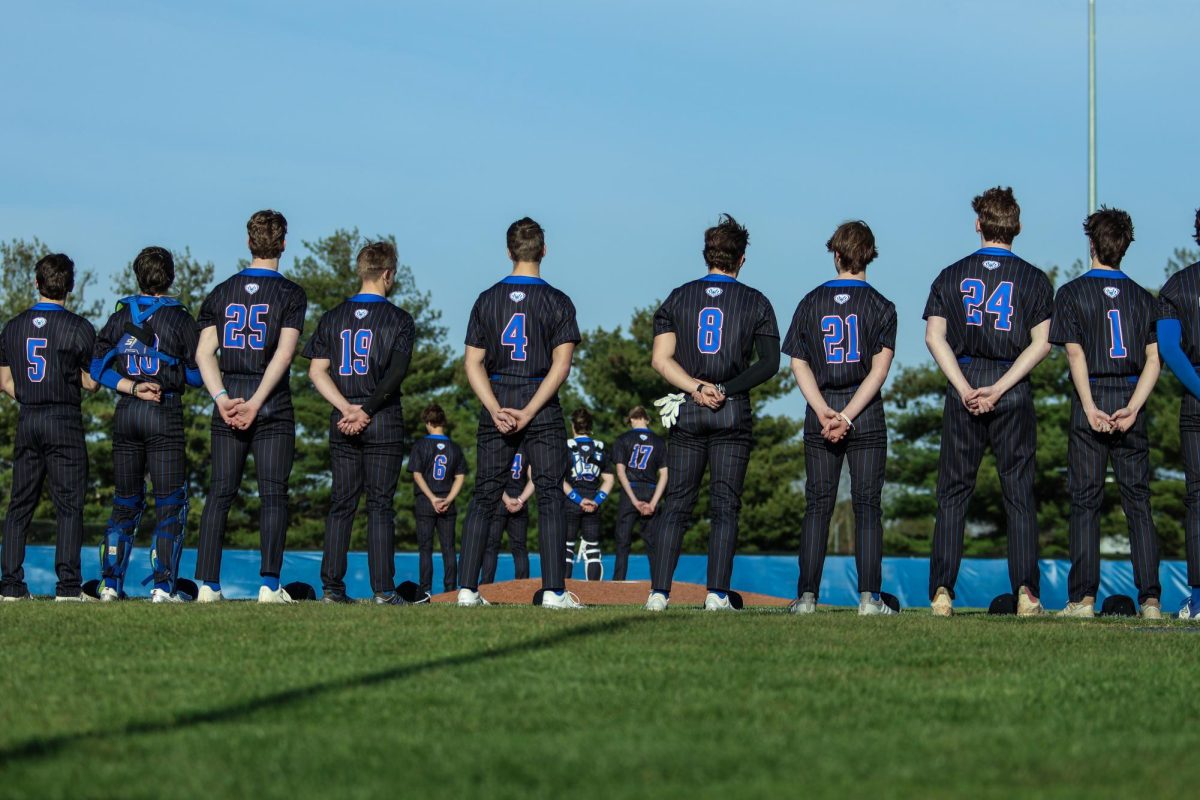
[198,267,308,378]
[922,248,1053,362]
[464,275,580,381]
[782,279,897,390]
[302,294,416,404]
[653,273,779,387]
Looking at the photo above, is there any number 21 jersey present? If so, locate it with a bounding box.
[782,280,897,390]
[464,275,580,381]
[198,267,308,380]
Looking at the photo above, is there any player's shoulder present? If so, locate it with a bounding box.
[567,437,580,451]
[1162,262,1200,294]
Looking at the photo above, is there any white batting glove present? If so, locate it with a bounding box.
[654,392,685,429]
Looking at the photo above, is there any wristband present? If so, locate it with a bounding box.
[695,383,704,395]
[212,389,228,402]
[567,490,583,506]
[838,412,855,430]
[594,491,608,506]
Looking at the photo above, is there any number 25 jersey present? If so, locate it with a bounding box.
[464,275,580,381]
[198,267,308,380]
[922,248,1053,362]
[782,279,897,390]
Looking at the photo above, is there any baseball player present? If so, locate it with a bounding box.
[644,214,781,612]
[90,247,203,602]
[783,221,898,616]
[562,408,614,581]
[1051,207,1161,619]
[480,449,533,584]
[0,253,97,601]
[408,403,466,596]
[609,406,666,581]
[923,187,1053,616]
[193,210,308,604]
[304,241,415,605]
[455,217,582,609]
[1155,207,1200,619]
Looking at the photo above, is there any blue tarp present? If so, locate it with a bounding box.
[17,545,1195,610]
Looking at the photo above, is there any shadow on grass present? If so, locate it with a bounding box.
[0,614,648,764]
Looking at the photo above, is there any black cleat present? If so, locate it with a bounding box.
[321,591,354,604]
[373,592,409,606]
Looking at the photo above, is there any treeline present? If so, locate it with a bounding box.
[0,233,1195,558]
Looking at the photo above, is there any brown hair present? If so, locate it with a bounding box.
[133,246,175,295]
[422,403,447,427]
[36,253,75,300]
[1084,207,1135,269]
[703,213,749,274]
[571,408,593,435]
[1194,207,1200,246]
[247,209,287,259]
[357,241,397,280]
[826,221,878,274]
[507,217,545,263]
[627,405,649,424]
[971,187,1021,244]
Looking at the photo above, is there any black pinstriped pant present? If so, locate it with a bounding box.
[798,390,886,597]
[612,483,657,581]
[195,384,295,583]
[109,396,188,586]
[459,382,569,592]
[1178,394,1200,587]
[1067,382,1160,603]
[322,405,406,596]
[564,499,602,579]
[415,496,457,595]
[481,502,530,584]
[647,395,752,595]
[929,365,1040,600]
[1,405,87,597]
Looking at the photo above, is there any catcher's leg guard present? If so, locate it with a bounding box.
[583,539,603,582]
[565,537,578,580]
[150,487,189,592]
[100,489,144,594]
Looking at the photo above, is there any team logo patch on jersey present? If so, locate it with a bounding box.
[639,434,647,441]
[355,308,369,319]
[245,283,260,295]
[706,287,723,298]
[983,260,1000,270]
[436,443,445,450]
[834,294,850,305]
[1104,287,1120,298]
[509,291,526,303]
[32,317,46,328]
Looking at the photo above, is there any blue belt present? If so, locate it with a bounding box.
[1090,375,1140,385]
[489,374,544,384]
[958,356,1014,367]
[630,480,658,489]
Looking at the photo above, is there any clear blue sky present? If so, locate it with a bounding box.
[2,0,1198,377]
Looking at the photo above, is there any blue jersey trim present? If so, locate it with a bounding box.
[240,267,284,278]
[574,436,593,443]
[974,247,1017,257]
[702,274,738,283]
[31,302,66,312]
[348,293,390,303]
[1081,269,1129,280]
[501,275,548,285]
[823,279,872,288]
[425,434,449,441]
[631,427,651,432]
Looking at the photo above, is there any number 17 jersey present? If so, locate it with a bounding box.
[464,275,580,381]
[198,267,308,379]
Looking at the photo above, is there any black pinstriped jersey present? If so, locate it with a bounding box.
[567,436,611,498]
[1050,270,1158,378]
[408,435,466,495]
[464,276,580,381]
[505,448,530,497]
[782,279,897,390]
[611,428,666,485]
[302,294,416,404]
[93,299,200,394]
[653,273,779,386]
[922,248,1053,362]
[1158,262,1200,363]
[0,303,95,406]
[198,268,307,378]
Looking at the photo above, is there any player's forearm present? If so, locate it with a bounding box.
[651,332,705,393]
[248,336,297,407]
[599,473,615,495]
[195,327,225,398]
[445,474,465,504]
[521,344,574,417]
[790,358,831,415]
[0,368,16,399]
[1066,346,1098,411]
[464,351,502,414]
[413,474,439,503]
[650,469,668,506]
[308,361,352,415]
[994,322,1051,394]
[926,331,973,396]
[1127,345,1160,413]
[617,465,638,504]
[840,348,894,423]
[80,370,99,392]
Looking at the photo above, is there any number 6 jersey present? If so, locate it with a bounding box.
[198,267,308,380]
[782,279,897,390]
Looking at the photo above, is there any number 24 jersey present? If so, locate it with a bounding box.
[198,267,308,378]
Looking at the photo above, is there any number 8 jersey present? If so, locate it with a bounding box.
[198,267,308,380]
[922,247,1053,362]
[782,279,897,389]
[464,275,580,381]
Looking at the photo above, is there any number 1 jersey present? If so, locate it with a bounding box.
[782,279,897,390]
[464,275,580,381]
[198,267,308,380]
[1050,270,1158,378]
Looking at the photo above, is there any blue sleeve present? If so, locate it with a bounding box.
[185,367,203,388]
[90,356,123,391]
[1157,318,1200,400]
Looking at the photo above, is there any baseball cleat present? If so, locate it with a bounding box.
[54,593,95,603]
[1058,601,1095,618]
[1016,586,1045,617]
[321,591,354,604]
[196,585,223,603]
[542,590,585,609]
[644,592,668,612]
[99,586,121,602]
[373,592,409,606]
[1140,602,1162,620]
[789,592,817,615]
[257,585,296,604]
[704,592,735,612]
[1178,598,1200,620]
[151,588,190,603]
[858,592,896,616]
[931,587,953,617]
[0,592,30,602]
[457,588,488,607]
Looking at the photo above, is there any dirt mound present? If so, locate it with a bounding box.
[430,578,790,607]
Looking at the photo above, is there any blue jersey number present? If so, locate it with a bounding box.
[961,279,1014,331]
[26,338,47,382]
[510,453,524,481]
[697,307,723,354]
[1107,309,1127,359]
[223,303,269,350]
[338,329,373,376]
[432,453,448,481]
[502,313,528,361]
[126,334,161,377]
[628,444,654,470]
[821,314,861,364]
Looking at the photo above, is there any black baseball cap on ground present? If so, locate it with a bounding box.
[395,581,430,604]
[1100,594,1137,617]
[880,592,901,613]
[989,593,1017,615]
[284,581,317,601]
[174,578,199,599]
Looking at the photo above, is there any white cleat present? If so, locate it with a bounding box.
[196,585,223,603]
[931,586,953,617]
[0,593,29,602]
[257,585,296,604]
[644,592,668,612]
[1178,598,1200,620]
[1016,586,1045,617]
[1057,601,1095,619]
[704,592,735,612]
[55,593,95,603]
[99,586,120,602]
[542,590,585,609]
[1140,602,1162,620]
[151,588,190,604]
[789,592,817,615]
[858,592,896,616]
[457,588,488,607]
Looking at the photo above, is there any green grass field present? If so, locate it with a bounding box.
[1,603,1198,799]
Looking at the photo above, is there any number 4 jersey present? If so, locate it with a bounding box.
[303,294,416,405]
[922,247,1053,362]
[0,302,96,406]
[465,275,580,381]
[198,267,308,381]
[1050,270,1158,378]
[782,279,897,389]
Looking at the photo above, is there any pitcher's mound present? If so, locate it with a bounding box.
[430,578,790,607]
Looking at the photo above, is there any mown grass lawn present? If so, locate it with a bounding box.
[1,602,1197,799]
